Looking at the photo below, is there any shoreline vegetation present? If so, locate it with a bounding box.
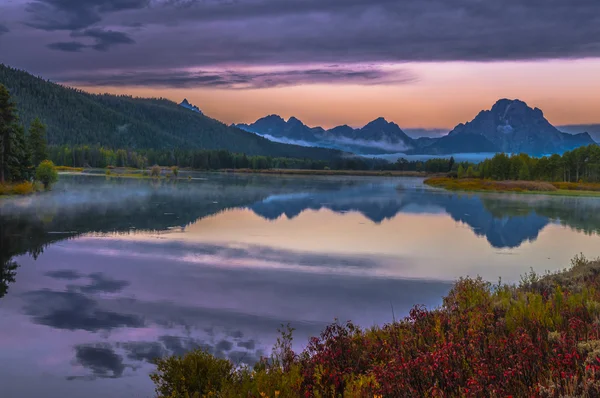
[425,177,600,197]
[151,255,600,397]
[60,166,432,178]
[1,85,57,196]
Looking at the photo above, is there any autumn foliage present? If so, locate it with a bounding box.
[152,255,600,397]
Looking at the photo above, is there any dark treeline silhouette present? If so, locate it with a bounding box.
[48,145,391,170]
[48,145,462,172]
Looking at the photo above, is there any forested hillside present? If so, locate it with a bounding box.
[0,65,341,160]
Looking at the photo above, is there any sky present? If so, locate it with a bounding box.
[0,0,599,129]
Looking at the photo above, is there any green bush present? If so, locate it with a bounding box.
[35,160,58,190]
[150,349,234,398]
[171,166,179,177]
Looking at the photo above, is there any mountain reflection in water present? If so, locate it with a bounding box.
[1,174,600,398]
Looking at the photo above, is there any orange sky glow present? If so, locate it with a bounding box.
[76,59,600,130]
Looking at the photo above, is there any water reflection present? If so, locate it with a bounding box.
[1,174,600,398]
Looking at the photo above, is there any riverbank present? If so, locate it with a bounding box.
[0,181,39,196]
[151,254,600,397]
[425,177,600,197]
[60,166,434,178]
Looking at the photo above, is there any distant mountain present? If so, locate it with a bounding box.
[179,98,202,114]
[0,64,342,160]
[414,133,500,155]
[238,116,415,154]
[241,100,596,156]
[559,124,600,142]
[237,115,322,142]
[444,99,595,155]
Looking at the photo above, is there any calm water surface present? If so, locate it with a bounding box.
[1,173,600,397]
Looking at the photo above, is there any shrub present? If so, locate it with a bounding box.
[150,349,234,398]
[105,169,111,176]
[170,166,179,177]
[151,165,161,178]
[150,256,600,397]
[35,160,59,190]
[12,181,35,195]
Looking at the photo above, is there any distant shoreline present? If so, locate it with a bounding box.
[58,166,439,178]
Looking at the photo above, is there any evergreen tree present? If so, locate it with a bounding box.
[7,124,31,182]
[0,84,17,183]
[28,117,48,167]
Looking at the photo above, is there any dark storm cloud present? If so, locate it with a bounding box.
[98,0,600,64]
[69,344,126,379]
[25,0,150,31]
[22,290,144,331]
[58,67,415,89]
[5,0,599,87]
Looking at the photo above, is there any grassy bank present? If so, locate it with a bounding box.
[60,166,434,178]
[55,166,84,172]
[151,255,600,397]
[0,181,39,196]
[425,177,600,197]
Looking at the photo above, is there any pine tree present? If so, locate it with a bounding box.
[7,124,31,182]
[28,117,48,167]
[0,84,18,183]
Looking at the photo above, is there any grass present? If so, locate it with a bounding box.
[55,166,84,172]
[151,255,600,397]
[0,181,38,196]
[425,177,600,197]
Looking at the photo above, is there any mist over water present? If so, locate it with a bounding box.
[2,173,600,398]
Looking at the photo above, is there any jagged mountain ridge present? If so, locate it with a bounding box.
[237,99,596,155]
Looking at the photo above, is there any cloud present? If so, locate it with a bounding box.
[119,341,167,362]
[45,270,84,280]
[47,41,88,52]
[73,28,135,51]
[69,344,126,379]
[22,290,145,331]
[0,24,9,35]
[26,0,150,31]
[158,335,207,356]
[75,272,131,294]
[56,66,415,89]
[4,0,598,81]
[237,340,256,350]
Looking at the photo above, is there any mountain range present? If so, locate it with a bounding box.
[0,64,595,159]
[237,99,597,156]
[0,64,341,161]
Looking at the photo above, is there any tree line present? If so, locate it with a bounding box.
[48,145,395,171]
[456,146,600,182]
